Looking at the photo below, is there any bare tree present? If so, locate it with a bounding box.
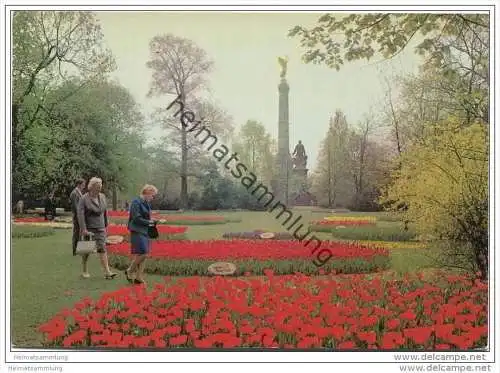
[383,76,403,158]
[146,34,214,208]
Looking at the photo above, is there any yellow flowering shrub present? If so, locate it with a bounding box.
[381,119,488,278]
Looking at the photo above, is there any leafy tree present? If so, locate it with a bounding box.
[196,166,241,210]
[17,79,145,208]
[289,14,488,71]
[296,13,490,278]
[12,10,115,202]
[381,119,488,279]
[233,120,275,185]
[140,145,179,201]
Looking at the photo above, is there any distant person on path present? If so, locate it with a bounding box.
[69,178,86,256]
[125,184,158,285]
[77,177,117,280]
[15,200,24,215]
[44,193,56,221]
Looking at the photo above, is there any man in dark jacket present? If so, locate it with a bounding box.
[69,178,86,255]
[44,193,56,221]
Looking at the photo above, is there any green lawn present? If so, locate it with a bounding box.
[11,210,433,347]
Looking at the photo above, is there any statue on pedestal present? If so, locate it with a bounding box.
[292,140,307,169]
[277,56,288,79]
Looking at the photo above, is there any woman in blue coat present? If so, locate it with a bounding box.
[124,184,158,284]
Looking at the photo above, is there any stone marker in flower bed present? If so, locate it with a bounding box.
[106,224,187,241]
[107,239,390,276]
[106,235,124,245]
[222,230,294,240]
[38,271,487,349]
[207,262,237,276]
[107,211,240,225]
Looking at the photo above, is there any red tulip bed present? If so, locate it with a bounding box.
[38,271,488,349]
[107,211,240,226]
[14,217,47,223]
[107,240,390,276]
[222,231,294,240]
[107,224,188,241]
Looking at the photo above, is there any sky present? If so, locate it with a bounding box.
[97,11,422,167]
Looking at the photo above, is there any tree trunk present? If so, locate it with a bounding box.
[327,146,332,207]
[356,124,368,209]
[180,125,188,209]
[12,103,20,169]
[12,103,21,203]
[112,181,118,211]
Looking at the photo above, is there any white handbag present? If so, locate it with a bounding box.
[75,233,97,255]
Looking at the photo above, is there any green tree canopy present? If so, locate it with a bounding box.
[289,13,488,71]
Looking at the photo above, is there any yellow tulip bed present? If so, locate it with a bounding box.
[13,221,72,229]
[323,216,377,224]
[345,240,425,250]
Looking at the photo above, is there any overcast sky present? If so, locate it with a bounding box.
[97,11,422,167]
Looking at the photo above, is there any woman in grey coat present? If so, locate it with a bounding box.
[77,177,117,279]
[69,178,86,256]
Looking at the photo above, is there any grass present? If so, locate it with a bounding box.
[11,209,433,347]
[12,225,55,239]
[11,233,166,347]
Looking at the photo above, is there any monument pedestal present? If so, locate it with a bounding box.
[290,167,316,206]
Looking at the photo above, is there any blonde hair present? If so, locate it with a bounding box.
[87,177,103,191]
[141,184,158,196]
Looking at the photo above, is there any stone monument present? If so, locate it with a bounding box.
[291,140,316,206]
[273,57,316,207]
[274,56,292,205]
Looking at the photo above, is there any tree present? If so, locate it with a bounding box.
[290,13,489,130]
[289,14,488,71]
[312,110,355,208]
[312,124,335,208]
[381,119,488,279]
[350,118,372,209]
[196,164,242,210]
[142,145,179,202]
[146,34,215,209]
[12,11,115,202]
[17,79,146,208]
[232,120,275,185]
[292,12,490,278]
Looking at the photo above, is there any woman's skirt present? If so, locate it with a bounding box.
[130,232,150,255]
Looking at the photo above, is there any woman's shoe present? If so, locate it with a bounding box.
[124,269,133,283]
[105,272,118,280]
[81,273,90,279]
[133,279,146,285]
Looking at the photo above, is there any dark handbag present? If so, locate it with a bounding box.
[148,224,159,239]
